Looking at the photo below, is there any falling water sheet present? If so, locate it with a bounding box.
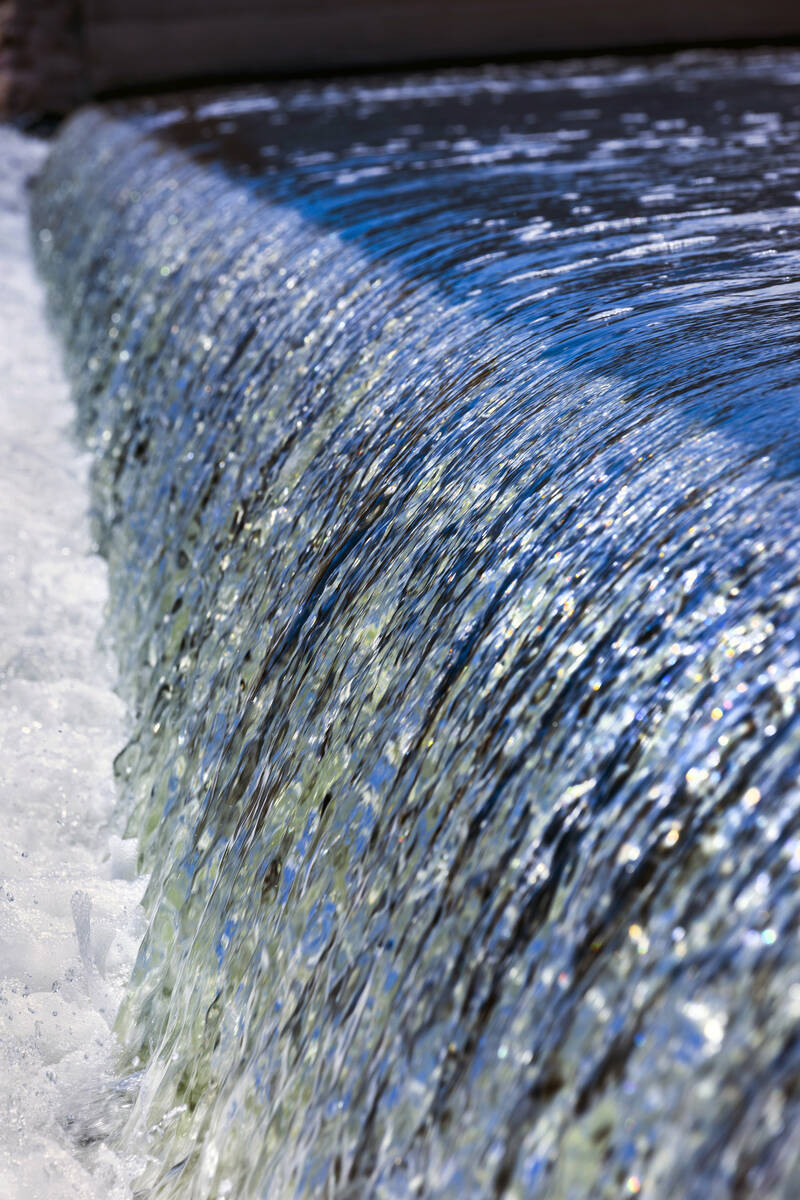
[30,47,800,1198]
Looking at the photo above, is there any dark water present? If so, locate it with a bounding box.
[33,48,800,1198]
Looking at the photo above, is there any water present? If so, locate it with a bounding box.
[0,127,145,1199]
[31,48,800,1198]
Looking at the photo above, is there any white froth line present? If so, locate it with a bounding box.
[0,126,146,1200]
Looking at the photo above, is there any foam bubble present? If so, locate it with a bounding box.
[0,127,146,1199]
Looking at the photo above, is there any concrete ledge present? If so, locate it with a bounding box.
[3,0,800,119]
[82,1,800,95]
[0,0,89,120]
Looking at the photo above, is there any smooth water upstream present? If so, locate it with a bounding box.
[32,48,800,1198]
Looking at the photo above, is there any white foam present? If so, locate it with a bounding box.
[0,126,146,1199]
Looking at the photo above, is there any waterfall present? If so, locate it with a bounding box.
[33,49,800,1198]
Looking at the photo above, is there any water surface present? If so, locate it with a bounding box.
[34,48,800,1198]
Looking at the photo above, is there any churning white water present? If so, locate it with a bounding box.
[0,126,145,1199]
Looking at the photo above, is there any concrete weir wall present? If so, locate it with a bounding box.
[3,0,800,117]
[0,0,87,117]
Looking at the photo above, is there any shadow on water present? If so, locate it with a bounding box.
[31,47,800,1200]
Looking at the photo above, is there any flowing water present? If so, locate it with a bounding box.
[31,47,800,1198]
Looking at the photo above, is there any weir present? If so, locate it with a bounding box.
[32,49,800,1198]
